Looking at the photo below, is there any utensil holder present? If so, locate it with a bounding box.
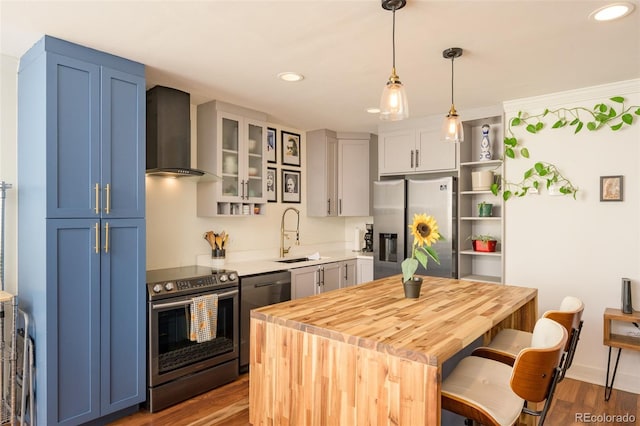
[211,249,226,270]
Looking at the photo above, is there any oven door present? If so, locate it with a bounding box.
[148,287,238,387]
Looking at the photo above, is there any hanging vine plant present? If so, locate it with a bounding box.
[491,96,640,201]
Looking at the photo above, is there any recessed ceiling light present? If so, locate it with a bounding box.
[366,107,381,114]
[277,72,304,82]
[590,2,635,21]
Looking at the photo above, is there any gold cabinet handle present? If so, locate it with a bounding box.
[94,183,100,214]
[104,222,110,253]
[94,223,100,254]
[105,183,111,214]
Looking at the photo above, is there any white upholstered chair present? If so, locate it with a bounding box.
[472,296,584,380]
[441,317,568,426]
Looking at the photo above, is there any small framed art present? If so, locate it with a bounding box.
[281,131,301,166]
[282,169,301,203]
[267,167,277,202]
[600,175,623,202]
[267,127,277,164]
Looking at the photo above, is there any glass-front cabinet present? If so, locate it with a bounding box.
[197,101,267,216]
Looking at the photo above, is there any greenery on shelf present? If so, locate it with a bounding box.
[468,234,498,242]
[492,97,640,201]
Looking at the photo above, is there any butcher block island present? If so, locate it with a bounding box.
[249,275,537,426]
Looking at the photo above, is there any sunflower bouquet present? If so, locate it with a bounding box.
[402,213,443,283]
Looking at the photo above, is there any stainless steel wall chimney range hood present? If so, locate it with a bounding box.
[146,85,216,179]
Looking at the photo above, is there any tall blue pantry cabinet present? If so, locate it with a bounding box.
[17,36,146,425]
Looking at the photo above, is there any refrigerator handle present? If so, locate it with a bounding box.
[339,199,342,215]
[410,150,414,169]
[327,198,331,215]
[415,149,419,168]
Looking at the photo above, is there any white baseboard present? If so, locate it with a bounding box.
[566,362,640,394]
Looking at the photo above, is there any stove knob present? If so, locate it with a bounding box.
[164,282,175,291]
[228,272,237,281]
[219,274,228,282]
[153,284,163,293]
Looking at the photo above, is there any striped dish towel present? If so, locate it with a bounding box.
[189,294,219,343]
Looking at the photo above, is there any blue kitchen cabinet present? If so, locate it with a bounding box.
[19,37,145,220]
[45,219,145,424]
[17,36,146,425]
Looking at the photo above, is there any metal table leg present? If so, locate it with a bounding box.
[604,346,622,401]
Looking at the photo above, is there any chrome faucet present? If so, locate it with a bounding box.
[280,207,300,257]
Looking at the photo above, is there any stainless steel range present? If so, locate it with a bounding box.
[146,266,239,412]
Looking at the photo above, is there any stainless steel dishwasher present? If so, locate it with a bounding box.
[239,270,291,372]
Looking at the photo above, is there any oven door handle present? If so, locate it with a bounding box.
[151,289,238,310]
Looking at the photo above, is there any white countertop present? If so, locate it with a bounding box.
[201,250,373,277]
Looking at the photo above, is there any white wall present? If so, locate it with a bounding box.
[0,54,18,295]
[504,79,640,393]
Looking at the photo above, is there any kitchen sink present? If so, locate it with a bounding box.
[275,257,310,264]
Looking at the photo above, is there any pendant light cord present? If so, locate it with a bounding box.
[392,7,396,69]
[450,56,455,105]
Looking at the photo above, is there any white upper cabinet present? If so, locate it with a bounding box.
[378,118,457,175]
[306,130,376,217]
[197,101,268,216]
[378,129,415,175]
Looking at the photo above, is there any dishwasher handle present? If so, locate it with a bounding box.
[254,279,290,288]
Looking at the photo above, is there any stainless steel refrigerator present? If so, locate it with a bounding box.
[373,177,457,280]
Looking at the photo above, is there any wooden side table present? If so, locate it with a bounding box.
[603,308,640,401]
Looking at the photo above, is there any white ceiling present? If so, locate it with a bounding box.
[2,0,639,134]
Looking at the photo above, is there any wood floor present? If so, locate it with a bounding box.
[110,375,638,425]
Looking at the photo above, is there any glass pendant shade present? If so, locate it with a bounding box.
[442,105,463,142]
[441,47,464,142]
[380,71,409,121]
[379,0,408,121]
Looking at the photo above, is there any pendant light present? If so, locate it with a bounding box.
[441,47,464,142]
[379,0,408,121]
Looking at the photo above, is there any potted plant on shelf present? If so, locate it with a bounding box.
[469,234,499,252]
[401,213,443,298]
[477,201,493,217]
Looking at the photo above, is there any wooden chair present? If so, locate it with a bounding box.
[441,317,568,426]
[472,296,584,380]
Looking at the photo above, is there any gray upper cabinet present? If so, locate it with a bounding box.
[307,130,375,217]
[306,129,338,216]
[197,101,268,216]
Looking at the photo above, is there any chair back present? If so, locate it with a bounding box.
[510,317,568,402]
[542,296,584,351]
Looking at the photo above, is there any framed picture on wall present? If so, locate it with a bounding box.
[267,167,277,202]
[281,131,301,166]
[281,169,301,203]
[600,175,623,201]
[267,127,277,164]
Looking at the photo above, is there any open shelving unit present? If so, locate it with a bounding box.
[457,115,505,284]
